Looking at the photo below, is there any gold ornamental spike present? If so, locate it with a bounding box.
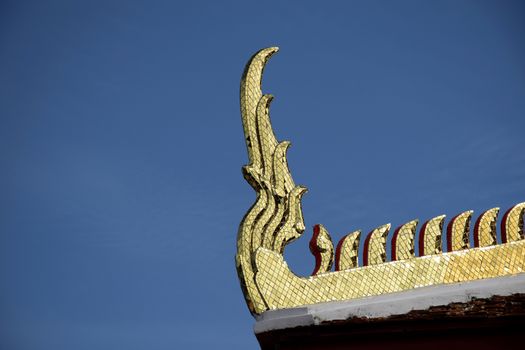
[272,186,307,253]
[335,230,361,271]
[240,47,279,174]
[501,202,525,243]
[309,224,334,275]
[252,180,275,252]
[363,224,391,266]
[272,141,295,197]
[473,208,499,247]
[236,47,525,316]
[446,210,473,252]
[256,94,277,179]
[237,47,299,315]
[391,220,418,261]
[418,215,445,256]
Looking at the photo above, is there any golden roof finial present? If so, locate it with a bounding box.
[236,47,525,316]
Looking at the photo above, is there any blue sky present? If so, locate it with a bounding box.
[1,1,524,349]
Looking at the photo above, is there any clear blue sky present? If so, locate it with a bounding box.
[1,1,524,349]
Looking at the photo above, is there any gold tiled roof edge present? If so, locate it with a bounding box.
[235,47,525,316]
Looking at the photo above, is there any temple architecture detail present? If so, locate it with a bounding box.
[235,48,525,349]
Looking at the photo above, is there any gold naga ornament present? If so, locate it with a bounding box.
[236,47,525,316]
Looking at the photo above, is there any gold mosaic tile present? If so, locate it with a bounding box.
[418,215,445,256]
[446,210,472,252]
[254,241,525,310]
[473,208,499,247]
[502,203,525,243]
[391,220,417,261]
[309,224,334,275]
[335,230,360,271]
[236,47,525,316]
[363,224,390,266]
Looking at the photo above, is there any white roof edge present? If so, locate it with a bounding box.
[254,273,525,334]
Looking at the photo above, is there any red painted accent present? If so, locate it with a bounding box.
[309,224,322,276]
[446,213,462,252]
[473,211,483,248]
[390,224,403,261]
[417,220,429,256]
[473,209,497,248]
[362,229,374,266]
[334,234,346,271]
[500,206,513,243]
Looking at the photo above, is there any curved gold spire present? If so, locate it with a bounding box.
[446,210,473,252]
[391,220,418,261]
[236,47,307,314]
[240,47,279,174]
[501,202,525,243]
[418,215,445,256]
[309,224,334,275]
[363,224,390,266]
[473,208,499,247]
[335,230,360,271]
